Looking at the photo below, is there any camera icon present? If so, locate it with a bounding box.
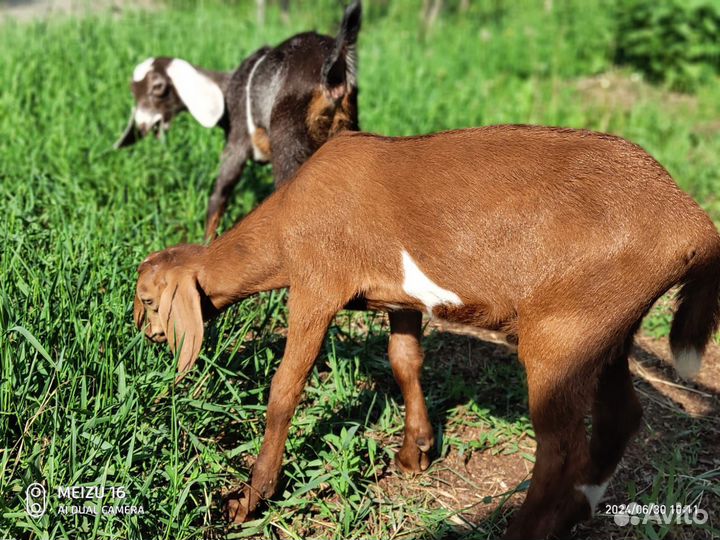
[25,483,46,519]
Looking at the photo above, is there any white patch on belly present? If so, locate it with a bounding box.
[576,479,611,515]
[401,250,462,313]
[133,58,155,82]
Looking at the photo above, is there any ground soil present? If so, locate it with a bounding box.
[374,328,720,539]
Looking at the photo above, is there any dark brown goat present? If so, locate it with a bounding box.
[133,126,720,539]
[116,1,362,240]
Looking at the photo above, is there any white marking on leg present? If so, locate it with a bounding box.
[133,58,155,82]
[401,250,462,314]
[576,479,611,515]
[672,347,702,380]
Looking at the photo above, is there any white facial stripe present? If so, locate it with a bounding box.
[133,58,155,82]
[401,250,462,313]
[245,53,267,136]
[134,107,162,128]
[576,480,610,515]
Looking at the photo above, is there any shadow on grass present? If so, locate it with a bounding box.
[175,316,720,539]
[189,321,529,537]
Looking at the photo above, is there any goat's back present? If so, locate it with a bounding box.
[280,126,720,327]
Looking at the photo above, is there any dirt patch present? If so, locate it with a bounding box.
[374,445,531,538]
[633,334,720,417]
[575,70,697,114]
[370,330,719,539]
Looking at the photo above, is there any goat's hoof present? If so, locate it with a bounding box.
[395,437,432,474]
[225,490,253,525]
[503,487,589,540]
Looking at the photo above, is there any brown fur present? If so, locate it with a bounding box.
[134,125,720,539]
[306,87,358,147]
[251,128,272,160]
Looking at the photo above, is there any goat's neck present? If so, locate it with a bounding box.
[198,193,288,309]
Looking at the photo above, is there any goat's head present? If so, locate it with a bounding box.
[115,57,225,148]
[134,244,209,376]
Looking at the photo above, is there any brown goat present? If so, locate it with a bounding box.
[133,125,720,539]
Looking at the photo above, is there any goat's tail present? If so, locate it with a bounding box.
[323,1,362,93]
[669,255,720,379]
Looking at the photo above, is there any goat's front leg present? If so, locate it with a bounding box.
[205,139,251,241]
[388,310,434,473]
[226,294,336,524]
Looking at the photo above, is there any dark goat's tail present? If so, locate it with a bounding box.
[670,261,720,379]
[322,1,362,96]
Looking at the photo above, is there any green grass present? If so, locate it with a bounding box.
[1,1,719,539]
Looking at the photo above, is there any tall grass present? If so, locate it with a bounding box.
[1,2,719,539]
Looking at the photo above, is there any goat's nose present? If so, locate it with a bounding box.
[144,326,166,343]
[150,331,167,344]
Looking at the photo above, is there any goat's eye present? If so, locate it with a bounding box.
[151,81,168,98]
[142,299,154,306]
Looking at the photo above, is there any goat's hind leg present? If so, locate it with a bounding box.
[580,336,642,513]
[504,321,606,540]
[388,310,434,473]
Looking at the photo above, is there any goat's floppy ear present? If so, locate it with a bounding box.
[133,293,145,330]
[115,107,139,148]
[322,0,362,101]
[158,270,204,377]
[165,59,224,128]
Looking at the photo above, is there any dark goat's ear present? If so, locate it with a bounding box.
[322,0,362,101]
